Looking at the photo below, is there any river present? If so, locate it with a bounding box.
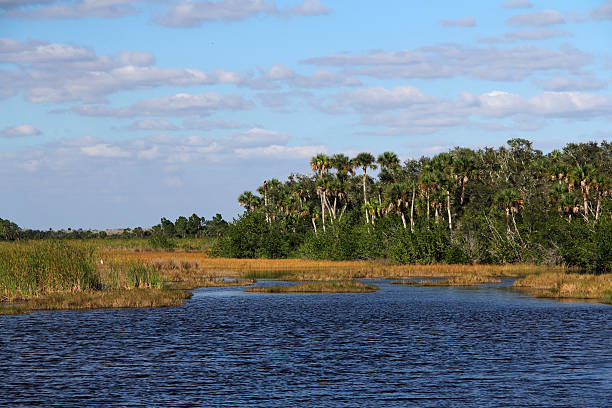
[2,280,611,407]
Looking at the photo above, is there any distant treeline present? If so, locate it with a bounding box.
[0,213,229,242]
[213,139,612,271]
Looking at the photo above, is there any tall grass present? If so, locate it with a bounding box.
[246,280,379,293]
[513,272,612,300]
[0,241,100,301]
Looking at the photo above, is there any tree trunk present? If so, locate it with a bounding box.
[460,177,466,205]
[596,195,601,220]
[264,182,269,224]
[426,191,430,224]
[311,217,317,234]
[410,186,415,233]
[339,203,347,221]
[446,190,452,230]
[400,212,407,229]
[320,193,326,232]
[363,172,369,224]
[333,196,337,219]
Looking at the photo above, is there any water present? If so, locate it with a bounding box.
[2,281,611,407]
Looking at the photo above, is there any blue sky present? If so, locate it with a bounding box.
[1,0,611,229]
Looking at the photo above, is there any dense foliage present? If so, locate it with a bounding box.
[214,139,612,271]
[0,213,228,242]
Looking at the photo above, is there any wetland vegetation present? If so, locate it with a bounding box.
[1,139,611,313]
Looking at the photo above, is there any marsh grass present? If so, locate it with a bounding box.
[0,241,100,301]
[420,275,503,286]
[5,288,192,312]
[390,279,421,285]
[246,280,378,293]
[513,272,612,301]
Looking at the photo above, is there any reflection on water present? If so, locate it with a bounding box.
[1,281,611,407]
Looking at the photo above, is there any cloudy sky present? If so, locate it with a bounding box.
[1,0,611,229]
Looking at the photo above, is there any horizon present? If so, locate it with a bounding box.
[1,0,611,230]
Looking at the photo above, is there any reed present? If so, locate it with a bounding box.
[246,280,378,293]
[11,288,192,311]
[513,272,612,301]
[0,240,100,301]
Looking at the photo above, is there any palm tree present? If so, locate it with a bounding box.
[353,152,377,224]
[310,153,332,231]
[238,191,261,212]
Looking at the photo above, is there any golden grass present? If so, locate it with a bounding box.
[101,251,562,279]
[513,272,612,302]
[246,280,378,293]
[0,288,192,314]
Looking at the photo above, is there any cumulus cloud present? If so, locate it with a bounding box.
[590,0,612,20]
[321,85,612,135]
[304,44,590,82]
[507,9,565,26]
[538,76,608,92]
[183,118,247,130]
[2,0,143,19]
[246,62,361,89]
[73,92,253,117]
[334,86,433,112]
[505,29,571,40]
[127,119,179,131]
[501,0,532,9]
[0,38,247,103]
[155,0,331,27]
[81,143,131,158]
[438,17,476,27]
[289,0,330,16]
[0,123,41,138]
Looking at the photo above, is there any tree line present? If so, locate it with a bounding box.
[0,213,228,242]
[214,139,611,271]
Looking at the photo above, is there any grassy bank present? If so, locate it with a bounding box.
[246,280,378,293]
[513,272,612,303]
[391,275,502,286]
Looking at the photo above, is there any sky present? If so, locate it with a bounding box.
[1,0,611,230]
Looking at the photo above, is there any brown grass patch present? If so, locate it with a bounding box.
[513,272,612,301]
[246,280,378,293]
[1,288,192,314]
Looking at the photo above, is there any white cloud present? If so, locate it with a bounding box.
[505,29,571,40]
[234,144,325,159]
[0,123,41,138]
[128,119,179,131]
[73,92,253,117]
[439,17,476,27]
[507,9,565,26]
[478,90,525,117]
[137,145,160,159]
[183,118,247,130]
[155,0,331,27]
[290,0,330,16]
[0,38,247,103]
[3,0,142,19]
[335,86,432,112]
[501,0,532,9]
[81,143,131,158]
[319,84,612,135]
[304,44,590,82]
[528,92,611,117]
[539,76,608,92]
[223,128,289,148]
[590,1,612,20]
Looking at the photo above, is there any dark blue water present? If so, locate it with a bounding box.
[2,281,611,407]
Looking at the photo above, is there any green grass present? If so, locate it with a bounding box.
[0,288,192,314]
[246,280,379,293]
[0,240,100,301]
